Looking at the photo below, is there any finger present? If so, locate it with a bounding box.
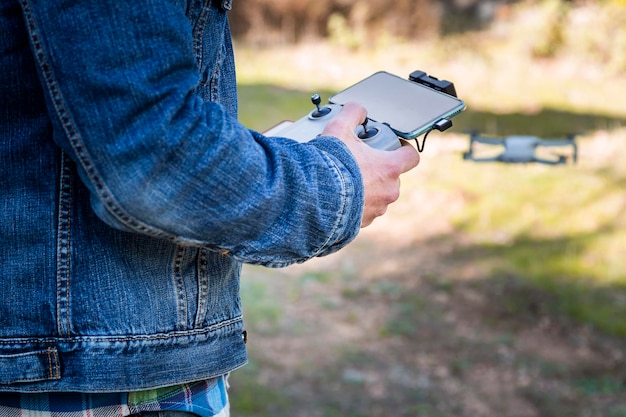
[322,102,366,136]
[386,141,421,174]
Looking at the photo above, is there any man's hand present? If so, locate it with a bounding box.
[322,102,420,227]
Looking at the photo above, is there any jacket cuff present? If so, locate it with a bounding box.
[307,135,364,257]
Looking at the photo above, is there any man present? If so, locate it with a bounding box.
[0,0,419,415]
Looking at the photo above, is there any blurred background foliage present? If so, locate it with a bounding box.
[226,1,626,416]
[230,0,626,73]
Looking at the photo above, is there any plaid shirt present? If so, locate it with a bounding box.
[0,377,228,417]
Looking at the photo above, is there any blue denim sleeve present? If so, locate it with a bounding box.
[19,0,364,267]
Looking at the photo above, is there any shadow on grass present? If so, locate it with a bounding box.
[238,83,626,138]
[453,108,626,138]
[435,227,626,336]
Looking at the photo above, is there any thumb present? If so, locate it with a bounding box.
[321,102,367,142]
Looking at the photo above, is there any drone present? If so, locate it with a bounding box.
[463,132,578,165]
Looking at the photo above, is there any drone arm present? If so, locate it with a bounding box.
[536,139,576,146]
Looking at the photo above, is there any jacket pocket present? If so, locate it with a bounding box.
[0,347,61,384]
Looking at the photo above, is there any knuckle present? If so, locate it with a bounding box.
[389,188,400,203]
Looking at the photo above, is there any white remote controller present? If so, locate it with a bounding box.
[265,94,402,151]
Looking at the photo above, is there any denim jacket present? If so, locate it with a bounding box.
[0,0,364,392]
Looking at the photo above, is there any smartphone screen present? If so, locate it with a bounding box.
[330,71,466,138]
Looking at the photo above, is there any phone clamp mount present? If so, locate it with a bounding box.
[264,70,459,152]
[406,70,458,152]
[409,70,457,98]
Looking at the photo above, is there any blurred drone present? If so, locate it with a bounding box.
[463,132,578,165]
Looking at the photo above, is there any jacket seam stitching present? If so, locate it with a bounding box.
[193,0,212,70]
[47,347,60,380]
[55,153,73,338]
[173,246,189,331]
[0,316,243,345]
[194,248,210,328]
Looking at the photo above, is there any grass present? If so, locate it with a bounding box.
[228,359,291,417]
[229,4,626,414]
[423,138,626,335]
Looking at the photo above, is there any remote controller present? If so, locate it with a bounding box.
[265,94,402,151]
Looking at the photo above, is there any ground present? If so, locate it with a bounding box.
[230,138,626,417]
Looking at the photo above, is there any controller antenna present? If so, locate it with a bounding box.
[311,94,331,117]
